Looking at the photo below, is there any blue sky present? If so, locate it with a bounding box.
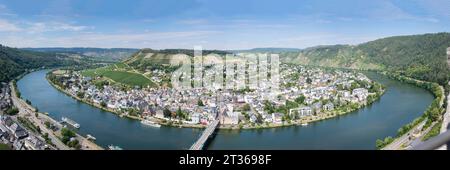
[0,0,449,49]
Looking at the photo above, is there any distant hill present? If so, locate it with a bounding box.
[280,33,450,84]
[0,45,91,82]
[231,47,302,53]
[124,48,231,71]
[22,47,139,62]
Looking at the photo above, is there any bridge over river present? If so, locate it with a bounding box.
[190,120,220,150]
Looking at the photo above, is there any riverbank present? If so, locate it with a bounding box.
[379,71,445,150]
[10,79,103,150]
[46,69,386,130]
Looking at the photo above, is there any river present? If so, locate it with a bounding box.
[17,70,434,149]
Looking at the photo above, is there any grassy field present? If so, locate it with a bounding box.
[102,71,154,87]
[0,143,10,150]
[81,65,115,77]
[81,63,155,87]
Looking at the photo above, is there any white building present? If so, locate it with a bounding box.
[352,88,369,101]
[272,113,283,124]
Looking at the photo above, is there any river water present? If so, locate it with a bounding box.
[17,70,434,149]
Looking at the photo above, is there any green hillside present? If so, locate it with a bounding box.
[0,45,87,82]
[281,33,450,84]
[23,47,138,62]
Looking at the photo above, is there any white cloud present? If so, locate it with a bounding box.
[0,4,16,16]
[2,30,221,49]
[26,22,91,33]
[0,19,21,32]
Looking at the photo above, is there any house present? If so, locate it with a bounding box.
[221,112,239,125]
[200,117,209,125]
[290,106,312,118]
[338,90,351,97]
[190,112,200,124]
[13,140,25,150]
[155,110,164,119]
[263,113,272,123]
[299,106,313,118]
[312,102,322,114]
[249,114,257,123]
[304,98,314,105]
[0,115,14,127]
[352,88,369,101]
[24,135,46,150]
[9,123,28,139]
[272,112,283,124]
[323,102,334,111]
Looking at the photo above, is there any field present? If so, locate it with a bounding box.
[81,63,155,87]
[0,143,10,150]
[81,65,114,77]
[102,71,154,87]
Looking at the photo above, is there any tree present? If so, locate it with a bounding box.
[44,121,51,128]
[350,82,359,90]
[263,100,275,114]
[100,101,107,107]
[77,92,85,98]
[197,99,204,106]
[295,95,305,104]
[306,77,312,84]
[61,128,76,144]
[6,107,19,115]
[67,139,81,149]
[176,107,186,120]
[163,108,171,118]
[285,100,298,109]
[242,104,251,111]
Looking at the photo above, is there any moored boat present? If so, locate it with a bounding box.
[61,117,80,128]
[141,119,161,128]
[108,145,122,150]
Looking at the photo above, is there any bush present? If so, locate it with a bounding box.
[60,128,76,144]
[376,136,394,149]
[6,107,19,115]
[422,122,442,141]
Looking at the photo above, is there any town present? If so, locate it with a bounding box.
[48,63,385,129]
[1,80,103,150]
[0,82,47,150]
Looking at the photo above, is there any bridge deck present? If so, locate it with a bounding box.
[189,120,219,150]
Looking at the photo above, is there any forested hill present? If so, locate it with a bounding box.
[280,33,450,84]
[22,47,139,61]
[0,45,84,82]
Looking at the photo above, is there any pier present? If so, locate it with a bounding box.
[189,120,220,150]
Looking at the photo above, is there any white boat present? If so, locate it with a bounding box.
[61,117,80,128]
[86,134,96,141]
[301,122,308,126]
[141,120,161,128]
[108,145,122,150]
